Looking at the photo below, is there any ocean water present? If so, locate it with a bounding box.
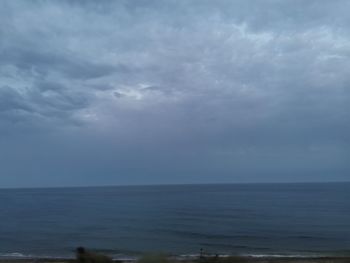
[1,183,350,259]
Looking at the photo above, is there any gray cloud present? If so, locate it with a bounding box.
[1,47,118,79]
[0,0,349,187]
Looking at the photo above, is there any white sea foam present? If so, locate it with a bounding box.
[111,255,138,261]
[0,251,341,262]
[0,252,31,258]
[0,252,75,260]
[241,253,324,258]
[176,252,328,260]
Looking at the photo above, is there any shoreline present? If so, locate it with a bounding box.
[0,255,350,263]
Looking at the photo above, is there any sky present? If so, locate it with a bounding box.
[0,0,349,188]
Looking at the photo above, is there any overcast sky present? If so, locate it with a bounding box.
[0,0,349,188]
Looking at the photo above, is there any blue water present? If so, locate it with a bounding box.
[1,183,350,259]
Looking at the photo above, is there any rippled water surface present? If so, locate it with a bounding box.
[1,183,350,258]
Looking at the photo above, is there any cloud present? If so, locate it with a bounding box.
[1,47,119,80]
[0,0,349,187]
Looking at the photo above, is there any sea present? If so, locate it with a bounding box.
[1,183,350,260]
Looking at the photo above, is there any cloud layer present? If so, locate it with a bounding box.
[1,0,349,187]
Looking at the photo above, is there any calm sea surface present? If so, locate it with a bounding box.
[1,183,350,259]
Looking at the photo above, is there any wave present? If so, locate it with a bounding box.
[241,253,324,258]
[0,253,29,258]
[2,251,349,261]
[0,252,54,259]
[0,252,70,259]
[0,252,138,261]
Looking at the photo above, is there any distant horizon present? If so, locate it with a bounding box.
[1,180,349,190]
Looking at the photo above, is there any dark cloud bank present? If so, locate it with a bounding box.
[0,0,349,188]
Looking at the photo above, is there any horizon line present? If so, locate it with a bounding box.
[1,180,349,190]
